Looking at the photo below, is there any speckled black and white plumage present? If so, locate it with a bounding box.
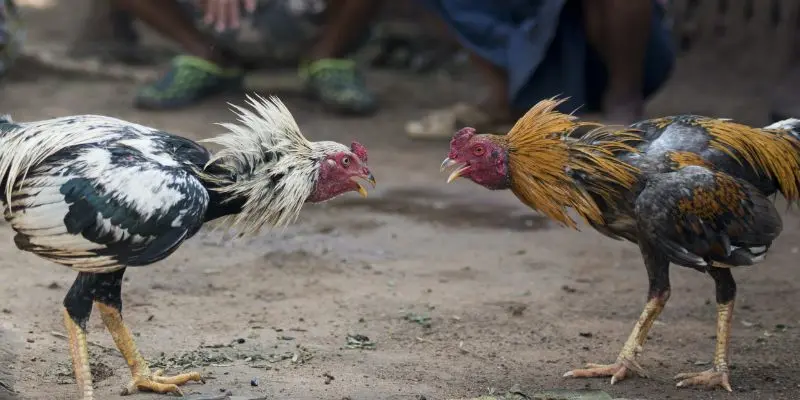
[0,96,338,274]
[0,95,373,399]
[0,114,213,273]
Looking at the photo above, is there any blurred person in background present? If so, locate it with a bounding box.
[770,55,800,123]
[406,0,675,139]
[0,0,23,81]
[113,0,381,115]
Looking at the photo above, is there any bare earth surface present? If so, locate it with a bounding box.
[2,3,800,400]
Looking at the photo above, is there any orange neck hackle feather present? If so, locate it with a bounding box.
[698,118,800,201]
[502,98,642,228]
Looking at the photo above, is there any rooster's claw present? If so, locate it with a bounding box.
[675,369,732,392]
[563,357,646,385]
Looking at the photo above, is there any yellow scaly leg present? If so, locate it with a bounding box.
[564,295,667,384]
[674,300,734,392]
[63,308,94,400]
[95,302,204,396]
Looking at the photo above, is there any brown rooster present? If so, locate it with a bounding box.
[440,98,800,391]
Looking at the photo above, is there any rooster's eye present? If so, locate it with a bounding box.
[473,146,485,156]
[341,156,351,167]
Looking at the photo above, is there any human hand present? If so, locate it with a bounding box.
[198,0,257,31]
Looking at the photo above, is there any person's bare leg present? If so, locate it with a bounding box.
[70,0,137,61]
[468,52,514,120]
[583,0,651,123]
[405,49,513,139]
[302,0,384,114]
[307,0,383,60]
[113,0,243,110]
[113,0,227,65]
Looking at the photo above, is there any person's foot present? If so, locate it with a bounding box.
[301,59,377,116]
[135,55,244,110]
[405,102,516,140]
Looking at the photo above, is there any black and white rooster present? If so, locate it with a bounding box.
[0,95,375,400]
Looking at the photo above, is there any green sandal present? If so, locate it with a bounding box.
[300,58,377,116]
[135,55,244,110]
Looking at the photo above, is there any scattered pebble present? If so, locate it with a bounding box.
[323,372,335,385]
[250,377,258,387]
[345,334,376,350]
[579,332,593,338]
[561,285,577,293]
[508,304,527,317]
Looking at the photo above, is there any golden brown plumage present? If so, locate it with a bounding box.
[502,97,641,228]
[666,150,711,169]
[675,171,748,220]
[666,116,800,200]
[441,98,800,392]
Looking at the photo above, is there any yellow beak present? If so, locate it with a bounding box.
[446,166,469,183]
[441,157,468,183]
[352,172,376,198]
[440,157,458,172]
[356,183,368,198]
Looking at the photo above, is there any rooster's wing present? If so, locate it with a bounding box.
[635,166,782,270]
[5,145,209,273]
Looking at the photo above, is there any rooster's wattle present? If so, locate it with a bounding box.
[0,95,375,400]
[441,98,800,391]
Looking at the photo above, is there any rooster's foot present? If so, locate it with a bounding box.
[563,356,646,385]
[121,369,204,396]
[675,368,732,392]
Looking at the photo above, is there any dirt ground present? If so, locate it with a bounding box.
[2,2,800,400]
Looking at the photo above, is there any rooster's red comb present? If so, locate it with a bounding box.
[451,127,476,150]
[350,141,368,162]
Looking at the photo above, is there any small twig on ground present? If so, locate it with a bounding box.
[50,331,121,357]
[457,340,488,361]
[185,394,230,400]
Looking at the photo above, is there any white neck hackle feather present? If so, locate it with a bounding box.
[201,94,349,235]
